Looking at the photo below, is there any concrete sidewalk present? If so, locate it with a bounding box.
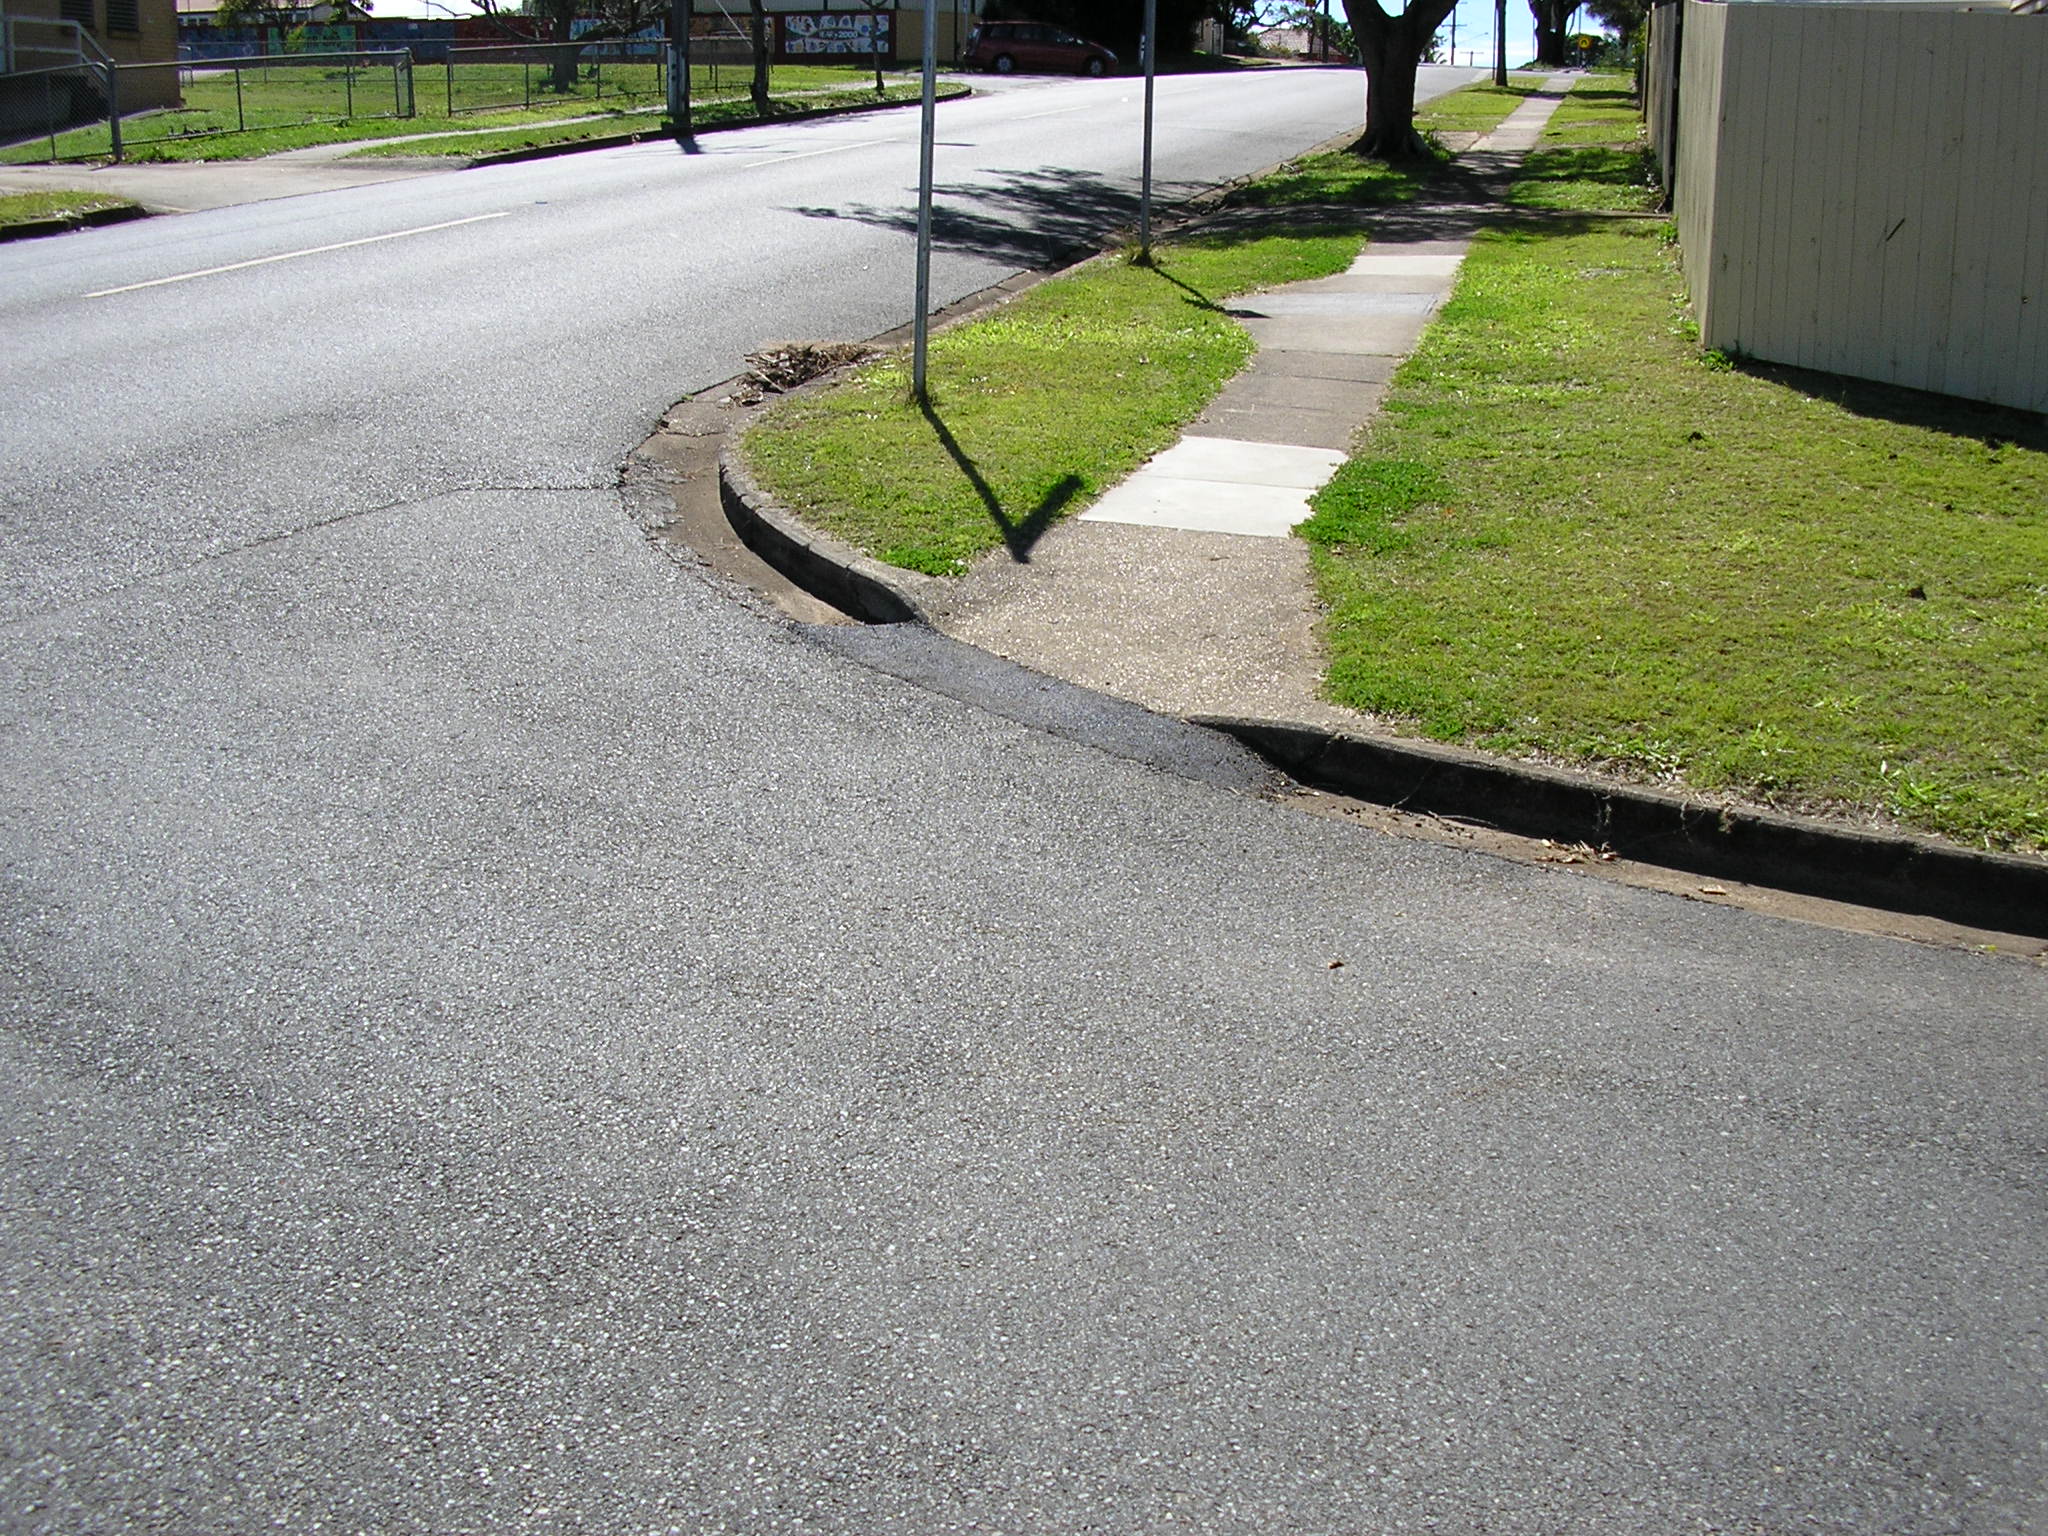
[0,155,445,214]
[922,82,1573,728]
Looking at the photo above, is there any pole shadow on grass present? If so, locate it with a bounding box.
[919,401,1079,563]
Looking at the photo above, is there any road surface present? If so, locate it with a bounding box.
[2,67,2043,1535]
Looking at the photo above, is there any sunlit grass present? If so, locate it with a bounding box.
[1302,217,2048,850]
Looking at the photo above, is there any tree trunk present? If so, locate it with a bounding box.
[1343,0,1454,159]
[749,0,770,113]
[1529,0,1571,66]
[546,0,577,94]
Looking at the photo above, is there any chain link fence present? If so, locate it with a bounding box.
[438,23,774,118]
[0,49,414,163]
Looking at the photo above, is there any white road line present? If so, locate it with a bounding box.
[1012,104,1093,121]
[84,211,512,298]
[743,137,890,169]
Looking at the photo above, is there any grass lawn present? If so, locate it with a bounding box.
[1299,216,2048,851]
[0,189,139,228]
[347,81,943,158]
[1415,73,1550,137]
[1229,74,1557,213]
[742,227,1364,576]
[1509,72,1658,212]
[0,62,883,163]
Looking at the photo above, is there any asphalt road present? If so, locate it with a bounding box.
[3,68,2045,1535]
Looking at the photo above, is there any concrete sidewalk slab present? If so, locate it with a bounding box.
[1210,370,1388,411]
[1238,312,1433,354]
[1346,252,1467,277]
[929,520,1356,728]
[1228,290,1443,318]
[1079,474,1321,538]
[1187,404,1364,450]
[1131,436,1350,488]
[1242,351,1401,384]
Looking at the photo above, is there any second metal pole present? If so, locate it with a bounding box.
[1139,0,1156,262]
[911,0,938,401]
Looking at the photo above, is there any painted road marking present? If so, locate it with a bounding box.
[85,212,512,298]
[743,138,890,169]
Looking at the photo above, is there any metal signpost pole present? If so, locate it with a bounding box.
[911,0,938,401]
[1139,0,1155,262]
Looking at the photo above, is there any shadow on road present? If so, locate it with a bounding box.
[791,166,1206,268]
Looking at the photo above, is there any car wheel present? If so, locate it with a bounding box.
[1085,56,1106,76]
[993,53,1016,73]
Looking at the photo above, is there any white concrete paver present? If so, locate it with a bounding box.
[1080,437,1349,538]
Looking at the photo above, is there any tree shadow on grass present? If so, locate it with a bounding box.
[920,400,1080,562]
[791,165,1206,269]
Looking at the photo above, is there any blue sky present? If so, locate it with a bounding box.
[1436,0,1543,68]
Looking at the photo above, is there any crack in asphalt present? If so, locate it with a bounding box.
[0,482,619,633]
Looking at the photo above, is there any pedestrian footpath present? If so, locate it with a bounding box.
[923,81,1573,728]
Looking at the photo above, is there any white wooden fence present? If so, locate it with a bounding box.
[1647,0,2047,414]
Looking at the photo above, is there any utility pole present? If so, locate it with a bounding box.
[911,0,938,401]
[1493,0,1508,84]
[666,0,690,133]
[1138,0,1156,262]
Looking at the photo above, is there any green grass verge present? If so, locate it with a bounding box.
[742,227,1364,576]
[346,81,937,158]
[1414,73,1549,138]
[1231,148,1428,208]
[1299,217,2048,851]
[1229,74,1559,213]
[0,189,138,227]
[0,63,886,163]
[1509,73,1657,213]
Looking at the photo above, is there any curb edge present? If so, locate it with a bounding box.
[1195,715,2048,938]
[717,441,934,626]
[0,201,147,244]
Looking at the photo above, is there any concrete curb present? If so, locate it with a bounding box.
[717,442,934,625]
[1196,716,2048,938]
[721,431,2048,936]
[697,112,2045,936]
[469,84,973,168]
[0,201,147,244]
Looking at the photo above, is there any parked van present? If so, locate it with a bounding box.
[963,21,1117,76]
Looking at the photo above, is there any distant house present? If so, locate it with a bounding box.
[1,0,181,115]
[1254,24,1313,54]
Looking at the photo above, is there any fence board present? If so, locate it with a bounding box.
[1659,1,2046,412]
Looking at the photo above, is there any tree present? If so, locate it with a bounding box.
[1528,0,1570,66]
[1339,0,1460,157]
[465,0,661,95]
[1584,0,1647,51]
[215,0,372,49]
[854,0,893,92]
[1270,1,1357,60]
[748,0,769,113]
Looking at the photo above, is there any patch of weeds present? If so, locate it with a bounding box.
[1297,461,1446,552]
